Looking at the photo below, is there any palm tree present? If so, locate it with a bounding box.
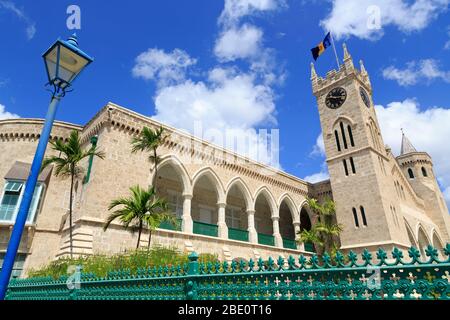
[131,126,167,192]
[42,130,104,258]
[104,185,176,249]
[131,126,169,249]
[297,197,343,257]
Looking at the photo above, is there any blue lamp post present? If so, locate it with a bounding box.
[0,34,93,300]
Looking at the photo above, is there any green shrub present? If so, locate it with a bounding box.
[27,246,217,279]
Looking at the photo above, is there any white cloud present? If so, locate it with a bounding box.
[321,0,450,40]
[310,133,325,157]
[214,24,263,62]
[0,0,36,40]
[26,24,36,40]
[132,48,197,87]
[133,1,285,167]
[445,25,450,49]
[0,79,8,87]
[305,99,450,206]
[0,103,19,120]
[304,161,329,183]
[383,59,450,86]
[444,187,450,204]
[219,0,284,27]
[153,68,276,131]
[375,99,450,207]
[304,134,328,183]
[445,41,450,50]
[304,170,330,184]
[152,67,279,167]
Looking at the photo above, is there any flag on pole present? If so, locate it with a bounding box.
[311,32,332,61]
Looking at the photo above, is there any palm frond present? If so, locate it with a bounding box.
[131,126,167,157]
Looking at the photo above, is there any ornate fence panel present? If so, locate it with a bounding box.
[6,244,450,300]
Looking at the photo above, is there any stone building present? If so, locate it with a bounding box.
[0,45,448,276]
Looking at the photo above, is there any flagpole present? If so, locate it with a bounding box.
[329,31,340,69]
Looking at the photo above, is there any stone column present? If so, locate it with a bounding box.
[272,216,283,248]
[182,194,193,234]
[293,221,304,251]
[247,209,258,244]
[217,202,228,239]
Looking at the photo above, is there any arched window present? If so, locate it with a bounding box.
[379,157,386,175]
[350,157,356,174]
[421,167,428,177]
[390,206,399,227]
[368,120,382,151]
[394,181,399,198]
[393,207,399,226]
[400,185,405,199]
[408,168,415,179]
[340,122,348,149]
[343,159,349,176]
[347,125,355,147]
[334,130,341,152]
[352,207,359,227]
[360,206,367,226]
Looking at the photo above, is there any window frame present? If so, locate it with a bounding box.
[225,205,242,229]
[352,207,359,228]
[166,189,183,218]
[421,167,428,177]
[334,130,342,152]
[360,206,368,227]
[350,157,356,174]
[0,180,45,225]
[408,168,415,179]
[343,159,349,176]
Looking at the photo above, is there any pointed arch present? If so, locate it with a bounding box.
[431,229,444,251]
[253,186,278,217]
[416,224,431,257]
[192,167,226,203]
[277,193,299,223]
[330,116,356,131]
[225,177,253,209]
[404,219,418,248]
[298,200,315,223]
[156,154,192,195]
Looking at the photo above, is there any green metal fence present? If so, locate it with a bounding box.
[228,228,249,242]
[258,233,275,246]
[5,244,450,300]
[283,238,297,250]
[193,221,218,237]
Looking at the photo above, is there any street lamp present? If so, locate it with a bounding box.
[0,34,93,300]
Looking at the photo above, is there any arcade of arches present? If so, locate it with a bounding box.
[155,160,315,251]
[153,158,441,254]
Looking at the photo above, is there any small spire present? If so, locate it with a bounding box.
[343,43,350,60]
[310,62,317,79]
[360,60,367,75]
[400,129,417,155]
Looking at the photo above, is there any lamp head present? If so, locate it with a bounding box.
[43,33,93,90]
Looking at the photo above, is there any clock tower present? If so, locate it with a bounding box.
[311,44,408,251]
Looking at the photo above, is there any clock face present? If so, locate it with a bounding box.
[325,87,347,109]
[360,87,371,108]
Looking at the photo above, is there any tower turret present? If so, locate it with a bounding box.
[396,131,450,240]
[311,44,410,251]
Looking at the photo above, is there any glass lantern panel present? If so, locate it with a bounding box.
[44,46,59,82]
[57,45,89,84]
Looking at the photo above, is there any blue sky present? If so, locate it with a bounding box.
[0,0,449,203]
